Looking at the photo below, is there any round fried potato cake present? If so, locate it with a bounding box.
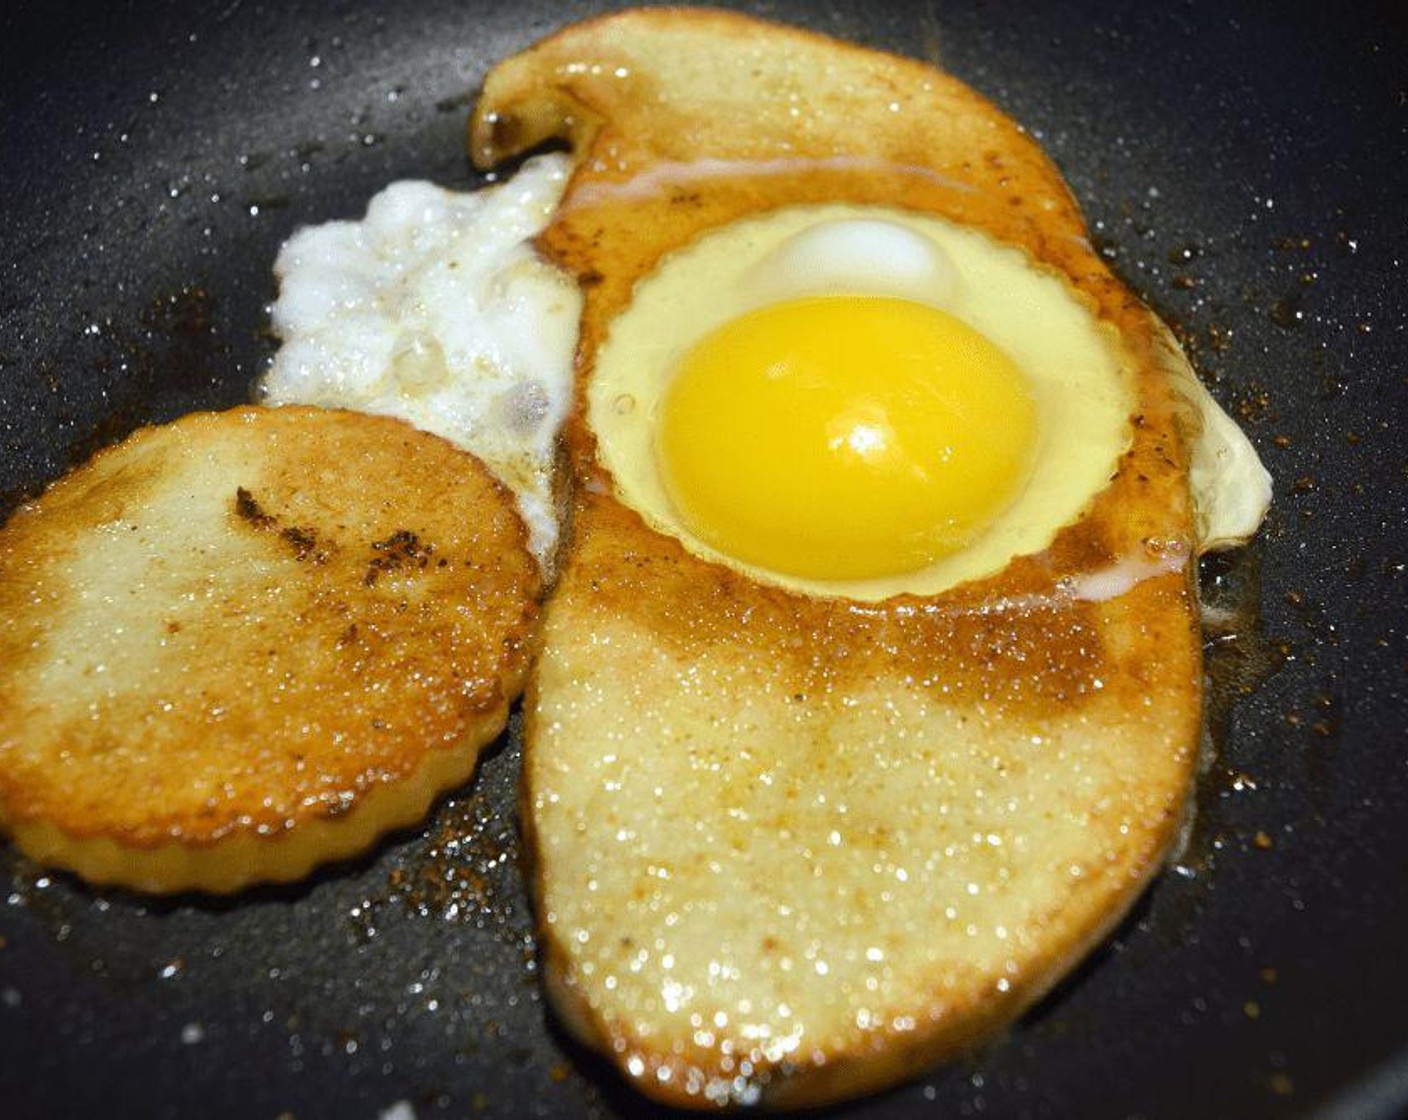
[0,406,539,893]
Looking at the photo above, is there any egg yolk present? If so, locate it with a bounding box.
[656,296,1038,580]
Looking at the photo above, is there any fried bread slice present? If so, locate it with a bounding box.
[475,9,1211,1108]
[0,406,539,893]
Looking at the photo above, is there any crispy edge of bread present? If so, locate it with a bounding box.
[0,405,540,893]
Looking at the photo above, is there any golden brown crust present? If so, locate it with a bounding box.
[0,406,540,892]
[478,8,1203,1109]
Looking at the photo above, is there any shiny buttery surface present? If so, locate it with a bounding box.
[0,407,539,891]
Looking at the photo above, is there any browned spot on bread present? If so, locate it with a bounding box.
[233,486,329,563]
[364,528,434,586]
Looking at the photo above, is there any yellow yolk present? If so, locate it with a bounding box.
[656,296,1038,580]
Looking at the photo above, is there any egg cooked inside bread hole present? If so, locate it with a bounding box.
[473,6,1278,1110]
[592,204,1135,600]
[0,406,540,894]
[472,7,1274,1110]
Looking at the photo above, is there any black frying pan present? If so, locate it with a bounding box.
[2,2,1406,1117]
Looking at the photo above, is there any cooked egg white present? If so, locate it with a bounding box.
[1156,320,1273,551]
[260,153,581,569]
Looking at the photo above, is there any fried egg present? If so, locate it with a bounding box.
[260,153,580,569]
[592,206,1134,600]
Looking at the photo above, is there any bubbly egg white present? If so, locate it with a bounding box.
[260,153,580,568]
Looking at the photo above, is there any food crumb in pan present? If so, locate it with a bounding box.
[380,786,529,937]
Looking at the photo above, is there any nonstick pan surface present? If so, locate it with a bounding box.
[1,2,1405,1117]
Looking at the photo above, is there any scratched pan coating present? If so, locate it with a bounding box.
[1,2,1406,1117]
